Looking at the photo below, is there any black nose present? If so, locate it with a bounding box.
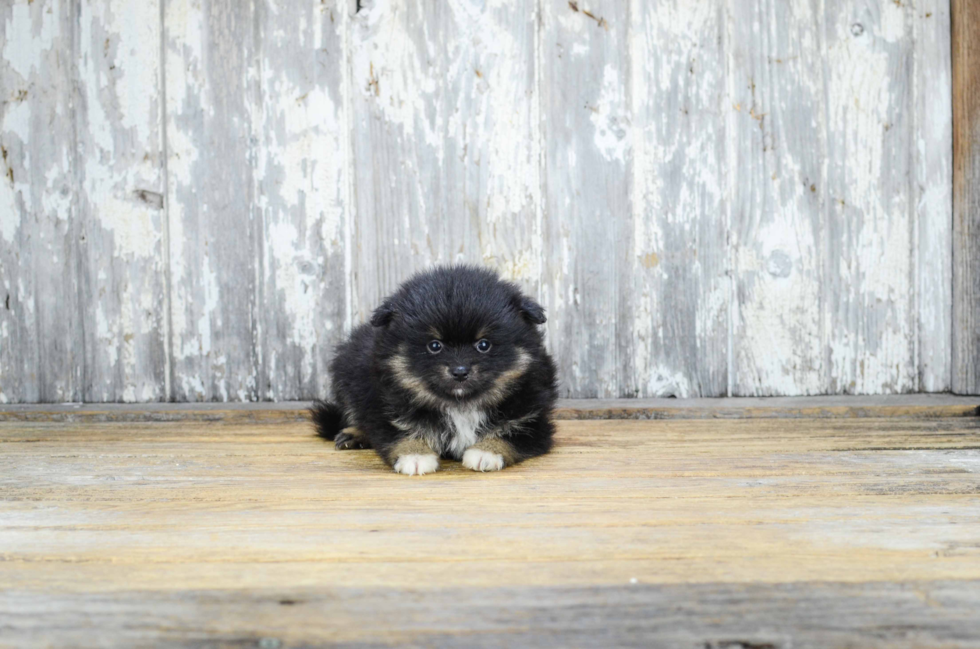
[451,366,470,381]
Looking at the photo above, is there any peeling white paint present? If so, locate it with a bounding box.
[197,252,219,359]
[0,180,19,243]
[0,0,957,402]
[915,0,953,392]
[266,221,317,379]
[590,64,631,163]
[736,219,823,395]
[0,98,28,243]
[96,307,117,369]
[827,34,891,218]
[3,1,61,80]
[353,0,443,154]
[93,194,159,259]
[879,1,906,43]
[627,0,729,398]
[248,0,351,399]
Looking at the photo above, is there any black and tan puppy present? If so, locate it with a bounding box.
[311,265,557,475]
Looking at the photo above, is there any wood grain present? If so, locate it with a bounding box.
[3,581,980,648]
[0,0,963,401]
[76,0,169,402]
[348,0,541,322]
[1,394,978,423]
[253,0,349,401]
[916,0,953,392]
[0,0,82,403]
[728,0,825,396]
[629,0,728,398]
[824,0,918,396]
[164,0,261,401]
[540,0,632,398]
[1,416,979,645]
[728,1,950,397]
[953,0,980,394]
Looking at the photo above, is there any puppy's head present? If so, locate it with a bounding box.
[373,266,546,407]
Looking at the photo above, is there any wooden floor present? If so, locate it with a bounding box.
[2,413,980,647]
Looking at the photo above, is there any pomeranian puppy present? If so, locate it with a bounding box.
[311,265,557,475]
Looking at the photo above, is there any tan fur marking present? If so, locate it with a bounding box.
[470,437,519,466]
[390,437,435,459]
[341,426,366,440]
[387,346,443,408]
[474,348,532,408]
[498,349,531,386]
[388,344,533,411]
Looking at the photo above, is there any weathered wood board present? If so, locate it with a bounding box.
[0,0,82,403]
[348,0,541,319]
[540,0,632,398]
[1,416,980,645]
[164,0,261,402]
[76,0,169,403]
[919,0,953,393]
[252,0,350,401]
[0,0,963,401]
[630,0,729,399]
[3,581,980,648]
[953,0,980,395]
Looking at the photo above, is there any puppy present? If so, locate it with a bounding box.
[311,265,557,475]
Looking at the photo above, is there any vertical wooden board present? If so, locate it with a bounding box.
[349,0,541,323]
[540,0,632,398]
[728,0,827,396]
[952,0,980,394]
[254,0,349,400]
[915,0,952,392]
[821,0,916,394]
[629,0,728,397]
[75,0,168,402]
[165,0,260,401]
[0,0,81,403]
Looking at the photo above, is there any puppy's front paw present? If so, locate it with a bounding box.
[462,448,505,472]
[393,454,440,476]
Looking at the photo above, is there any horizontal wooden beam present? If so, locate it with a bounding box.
[4,581,980,648]
[0,395,976,423]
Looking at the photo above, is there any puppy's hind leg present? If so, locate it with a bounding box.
[310,400,348,441]
[334,427,372,451]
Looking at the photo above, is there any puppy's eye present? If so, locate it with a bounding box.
[475,339,492,353]
[427,340,443,354]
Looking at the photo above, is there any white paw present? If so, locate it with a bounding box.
[393,454,439,476]
[462,448,505,472]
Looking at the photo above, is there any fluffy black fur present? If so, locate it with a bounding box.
[312,265,557,474]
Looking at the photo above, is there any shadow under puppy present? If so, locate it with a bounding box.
[312,265,557,475]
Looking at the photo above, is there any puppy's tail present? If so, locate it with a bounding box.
[310,399,347,441]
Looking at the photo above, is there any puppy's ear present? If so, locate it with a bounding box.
[370,302,396,327]
[517,296,547,325]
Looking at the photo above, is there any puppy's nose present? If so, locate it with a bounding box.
[451,365,470,382]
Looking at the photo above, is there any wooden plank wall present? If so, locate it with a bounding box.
[0,0,962,402]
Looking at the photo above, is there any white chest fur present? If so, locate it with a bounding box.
[443,406,486,459]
